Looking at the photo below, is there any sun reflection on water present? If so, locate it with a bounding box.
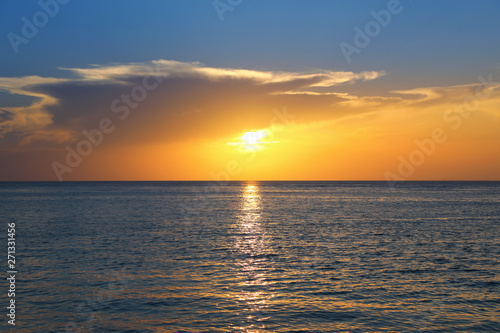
[231,182,274,331]
[240,183,261,228]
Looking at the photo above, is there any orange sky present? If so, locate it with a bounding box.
[1,61,498,181]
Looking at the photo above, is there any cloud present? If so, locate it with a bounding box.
[61,60,385,86]
[1,59,498,155]
[0,60,385,148]
[0,76,66,141]
[392,81,500,106]
[0,109,14,122]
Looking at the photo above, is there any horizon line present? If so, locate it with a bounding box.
[1,180,499,183]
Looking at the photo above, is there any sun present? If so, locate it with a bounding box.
[226,130,273,152]
[241,131,267,145]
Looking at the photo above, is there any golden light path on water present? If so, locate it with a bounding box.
[231,182,275,332]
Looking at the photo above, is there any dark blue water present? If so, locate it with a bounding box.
[1,181,499,332]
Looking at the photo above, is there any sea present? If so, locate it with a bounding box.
[1,181,499,332]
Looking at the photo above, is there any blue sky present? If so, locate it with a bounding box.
[2,0,499,84]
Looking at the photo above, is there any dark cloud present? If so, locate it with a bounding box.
[0,60,385,148]
[0,109,14,122]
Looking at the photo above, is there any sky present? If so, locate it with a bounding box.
[0,0,499,181]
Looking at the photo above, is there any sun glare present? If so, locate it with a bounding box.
[241,131,267,145]
[226,129,280,153]
[237,130,270,151]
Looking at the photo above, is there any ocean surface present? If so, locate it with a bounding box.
[1,181,499,332]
